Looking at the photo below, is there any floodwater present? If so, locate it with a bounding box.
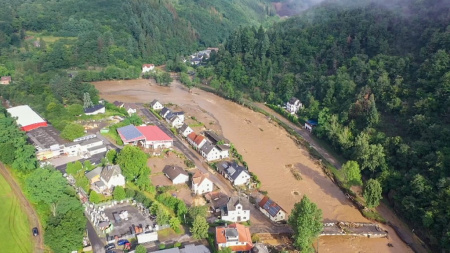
[94,79,412,253]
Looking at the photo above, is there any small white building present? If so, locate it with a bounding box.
[217,161,251,186]
[100,165,126,189]
[142,64,155,73]
[150,99,163,111]
[199,141,228,162]
[137,231,158,244]
[168,115,184,129]
[221,197,250,223]
[84,104,105,115]
[178,124,193,137]
[192,171,214,195]
[304,119,318,132]
[286,97,303,115]
[123,103,139,115]
[258,196,287,222]
[163,165,189,185]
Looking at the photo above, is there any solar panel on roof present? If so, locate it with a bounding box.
[117,125,144,141]
[264,199,281,216]
[227,167,236,175]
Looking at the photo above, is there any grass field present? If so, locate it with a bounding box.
[0,174,33,253]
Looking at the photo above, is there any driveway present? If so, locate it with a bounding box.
[86,219,105,253]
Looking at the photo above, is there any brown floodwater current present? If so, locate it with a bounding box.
[94,79,412,253]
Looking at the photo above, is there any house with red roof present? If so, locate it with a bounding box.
[258,196,287,222]
[187,132,206,150]
[136,125,173,149]
[142,64,155,73]
[216,223,253,252]
[191,171,214,195]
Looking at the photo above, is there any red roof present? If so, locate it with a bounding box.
[259,196,269,208]
[136,125,172,141]
[187,132,205,145]
[142,64,154,68]
[216,223,253,249]
[1,76,11,81]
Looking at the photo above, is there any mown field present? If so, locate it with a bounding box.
[0,173,33,253]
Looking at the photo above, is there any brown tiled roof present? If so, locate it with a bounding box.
[216,223,253,249]
[187,132,205,146]
[259,196,269,208]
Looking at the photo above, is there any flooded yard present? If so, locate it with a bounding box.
[94,79,412,253]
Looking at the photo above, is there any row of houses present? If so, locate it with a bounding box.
[113,101,140,116]
[161,165,215,196]
[186,131,230,162]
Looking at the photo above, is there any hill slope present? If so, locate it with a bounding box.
[207,0,450,250]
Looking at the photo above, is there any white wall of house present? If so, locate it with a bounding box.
[143,140,173,149]
[222,204,250,222]
[201,147,221,162]
[101,174,126,189]
[192,178,213,195]
[127,108,137,115]
[259,207,286,222]
[218,149,229,159]
[305,123,314,132]
[142,65,155,73]
[85,107,106,116]
[151,102,163,110]
[170,116,184,129]
[286,100,302,115]
[170,174,189,185]
[233,171,251,186]
[89,146,107,156]
[179,127,193,137]
[188,138,206,150]
[65,144,81,156]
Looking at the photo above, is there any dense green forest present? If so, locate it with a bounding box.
[205,0,450,250]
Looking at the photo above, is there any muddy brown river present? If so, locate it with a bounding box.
[94,79,412,252]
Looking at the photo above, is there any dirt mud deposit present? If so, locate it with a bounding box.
[94,79,412,252]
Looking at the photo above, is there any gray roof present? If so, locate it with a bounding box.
[160,107,171,117]
[150,248,180,253]
[80,137,103,146]
[178,123,191,132]
[204,130,229,144]
[205,192,229,209]
[163,165,188,180]
[87,145,106,152]
[86,167,102,180]
[225,228,239,238]
[27,125,67,149]
[217,161,249,181]
[288,97,300,104]
[181,244,210,253]
[150,99,160,106]
[217,144,230,151]
[173,111,184,116]
[226,196,250,211]
[200,140,216,155]
[113,101,124,107]
[84,104,105,113]
[165,112,175,120]
[100,165,122,183]
[94,180,106,188]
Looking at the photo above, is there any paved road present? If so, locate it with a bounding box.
[86,219,105,253]
[0,163,44,253]
[141,108,234,196]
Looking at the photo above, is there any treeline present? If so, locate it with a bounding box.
[0,0,275,77]
[206,0,450,250]
[0,105,85,252]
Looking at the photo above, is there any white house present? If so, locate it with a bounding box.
[178,124,193,137]
[187,132,207,150]
[286,97,303,114]
[200,141,225,162]
[84,104,106,115]
[258,196,287,222]
[142,64,155,73]
[173,112,185,122]
[150,99,163,111]
[217,161,251,186]
[192,171,214,195]
[304,119,318,132]
[123,103,138,115]
[168,115,184,129]
[160,107,171,118]
[221,197,250,222]
[216,223,253,252]
[100,165,126,189]
[163,165,189,185]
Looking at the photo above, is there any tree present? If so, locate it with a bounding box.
[135,245,147,253]
[106,149,117,164]
[66,161,83,175]
[288,196,323,252]
[218,247,232,253]
[157,72,173,86]
[117,145,148,180]
[342,161,362,186]
[190,215,209,239]
[113,186,126,201]
[61,123,85,141]
[0,142,15,164]
[169,217,181,233]
[363,179,382,208]
[66,104,84,116]
[26,167,68,205]
[187,206,208,224]
[89,191,102,204]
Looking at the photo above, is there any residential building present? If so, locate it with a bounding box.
[286,97,303,114]
[1,76,11,85]
[221,197,250,222]
[142,64,155,73]
[85,167,102,184]
[100,165,126,189]
[113,101,124,108]
[216,223,253,252]
[178,123,193,137]
[160,107,171,118]
[7,105,48,131]
[163,165,189,184]
[84,104,105,115]
[136,125,173,149]
[168,115,184,128]
[187,132,206,150]
[150,99,163,110]
[200,140,226,162]
[258,196,287,222]
[304,119,318,132]
[204,130,229,145]
[217,161,251,186]
[149,244,210,253]
[123,103,139,115]
[172,111,185,122]
[205,192,229,214]
[191,171,214,195]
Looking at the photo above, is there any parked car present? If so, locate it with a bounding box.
[32,227,39,236]
[104,243,115,250]
[117,239,129,246]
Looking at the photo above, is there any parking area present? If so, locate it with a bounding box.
[103,204,153,238]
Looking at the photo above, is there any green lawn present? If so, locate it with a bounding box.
[0,174,33,253]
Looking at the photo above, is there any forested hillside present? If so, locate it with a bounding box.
[0,0,275,71]
[206,0,450,250]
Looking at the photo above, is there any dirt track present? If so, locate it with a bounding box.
[0,163,44,253]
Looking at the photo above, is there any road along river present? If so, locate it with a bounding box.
[94,79,412,253]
